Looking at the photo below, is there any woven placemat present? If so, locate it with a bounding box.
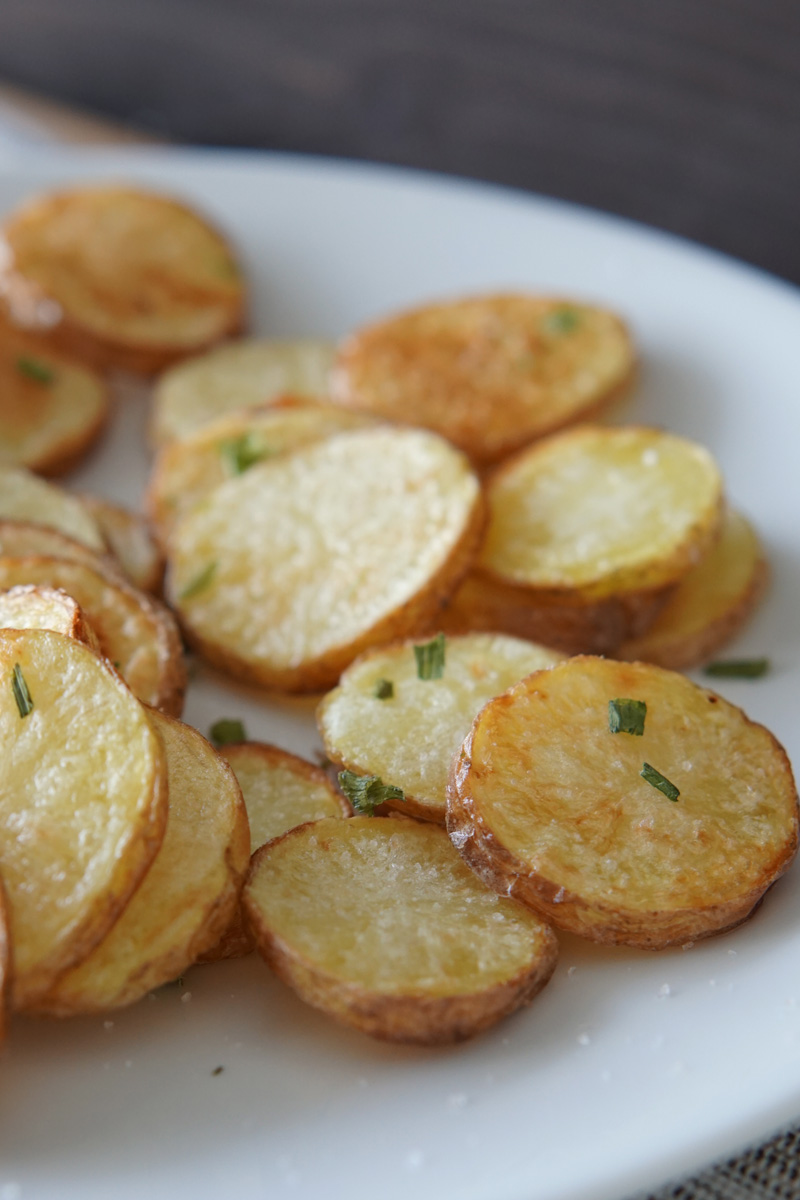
[647,1125,800,1200]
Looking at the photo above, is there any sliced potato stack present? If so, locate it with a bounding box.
[0,185,245,374]
[319,632,563,823]
[244,816,558,1044]
[0,465,107,551]
[35,710,250,1015]
[0,322,108,473]
[82,496,164,594]
[331,294,634,464]
[444,425,724,654]
[151,337,335,445]
[168,426,484,692]
[0,584,100,650]
[0,629,168,1007]
[447,656,799,949]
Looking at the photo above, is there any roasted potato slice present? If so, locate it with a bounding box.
[0,322,108,474]
[619,508,768,669]
[168,427,484,692]
[244,816,558,1044]
[147,403,376,545]
[34,709,250,1015]
[318,633,563,823]
[0,584,101,651]
[0,466,106,551]
[0,557,185,714]
[0,185,245,374]
[447,656,799,949]
[0,518,119,575]
[82,496,164,593]
[331,294,634,464]
[151,337,336,445]
[0,629,168,1007]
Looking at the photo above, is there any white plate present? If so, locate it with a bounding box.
[1,148,799,1200]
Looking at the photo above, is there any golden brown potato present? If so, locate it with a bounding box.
[0,321,108,474]
[0,556,185,714]
[447,656,799,949]
[618,508,768,669]
[82,496,165,593]
[331,294,635,464]
[0,186,245,374]
[0,466,106,551]
[0,518,120,576]
[244,816,558,1044]
[34,710,250,1015]
[0,629,168,1007]
[318,633,563,823]
[151,338,336,445]
[0,584,101,651]
[168,427,484,692]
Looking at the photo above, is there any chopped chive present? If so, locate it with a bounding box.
[212,1065,224,1076]
[641,763,680,802]
[16,355,56,384]
[374,678,394,700]
[414,633,446,680]
[338,770,405,816]
[704,658,769,679]
[542,307,580,335]
[178,561,217,601]
[219,432,272,477]
[11,663,33,718]
[608,698,646,736]
[209,718,247,746]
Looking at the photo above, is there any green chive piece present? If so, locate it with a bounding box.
[16,355,56,384]
[414,633,446,680]
[542,307,580,335]
[338,770,405,816]
[374,678,394,700]
[212,1065,224,1076]
[11,663,33,718]
[219,432,272,476]
[608,698,647,736]
[641,763,679,802]
[178,561,217,601]
[209,718,247,747]
[704,658,769,679]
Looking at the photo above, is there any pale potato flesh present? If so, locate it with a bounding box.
[480,426,723,598]
[37,710,250,1014]
[318,633,563,822]
[151,338,336,445]
[0,584,100,649]
[0,467,105,551]
[82,497,164,593]
[448,656,798,947]
[0,629,167,1006]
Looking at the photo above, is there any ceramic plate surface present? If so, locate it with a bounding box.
[1,148,799,1200]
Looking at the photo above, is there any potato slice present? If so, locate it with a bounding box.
[151,338,336,445]
[201,743,350,961]
[34,709,250,1015]
[0,466,106,551]
[0,518,119,575]
[0,629,168,1006]
[447,656,799,949]
[0,584,101,651]
[619,508,768,669]
[318,633,563,823]
[168,427,484,692]
[0,557,185,714]
[82,496,164,593]
[0,185,245,374]
[0,322,108,474]
[331,294,634,464]
[244,816,558,1044]
[147,403,376,545]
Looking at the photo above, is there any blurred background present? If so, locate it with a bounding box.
[0,0,798,282]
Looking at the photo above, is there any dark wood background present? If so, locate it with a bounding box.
[0,0,798,284]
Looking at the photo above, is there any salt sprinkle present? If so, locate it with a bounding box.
[181,992,192,1004]
[728,949,738,957]
[567,966,577,978]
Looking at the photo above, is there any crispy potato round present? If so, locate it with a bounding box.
[331,294,634,464]
[168,427,484,692]
[0,557,185,714]
[619,508,768,669]
[0,629,168,1007]
[0,186,245,374]
[447,656,799,949]
[0,466,106,551]
[34,710,250,1015]
[0,322,108,474]
[147,403,376,546]
[81,496,164,593]
[151,338,336,445]
[0,518,120,576]
[0,584,101,650]
[244,816,558,1044]
[318,633,563,823]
